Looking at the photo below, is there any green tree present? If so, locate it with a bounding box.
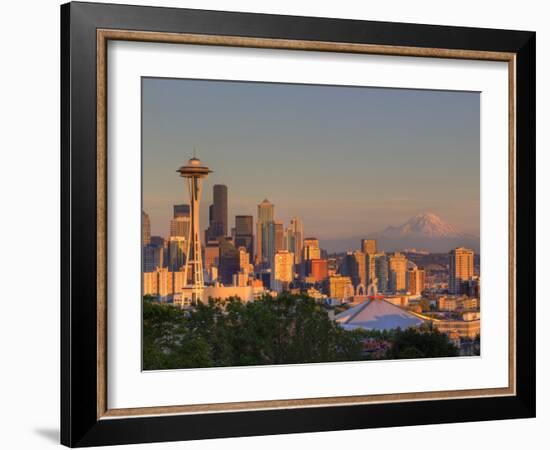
[385,327,459,359]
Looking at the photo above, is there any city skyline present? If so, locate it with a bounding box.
[142,78,480,244]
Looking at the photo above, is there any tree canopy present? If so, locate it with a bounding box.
[143,294,459,370]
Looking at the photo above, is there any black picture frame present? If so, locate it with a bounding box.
[61,1,536,447]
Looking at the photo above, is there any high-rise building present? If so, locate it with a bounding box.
[308,259,328,282]
[302,237,321,261]
[256,199,274,264]
[206,185,228,241]
[361,239,377,284]
[204,240,220,273]
[273,221,284,254]
[271,250,294,292]
[340,251,367,288]
[177,157,212,303]
[327,258,338,276]
[406,267,426,295]
[238,246,252,274]
[143,244,163,272]
[449,247,474,295]
[328,275,353,299]
[302,237,321,277]
[168,236,186,272]
[142,211,151,246]
[364,253,375,285]
[373,252,388,292]
[149,236,165,248]
[361,239,377,255]
[467,276,480,298]
[219,239,240,286]
[213,184,228,236]
[173,204,190,218]
[235,215,254,258]
[208,204,214,227]
[170,216,191,238]
[388,252,408,293]
[286,217,304,265]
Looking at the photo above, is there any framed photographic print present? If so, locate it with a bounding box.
[61,1,536,447]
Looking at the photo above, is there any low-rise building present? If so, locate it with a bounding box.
[433,318,480,339]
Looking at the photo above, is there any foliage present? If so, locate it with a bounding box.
[385,327,459,359]
[143,294,459,370]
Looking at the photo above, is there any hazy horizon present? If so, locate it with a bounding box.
[142,78,480,245]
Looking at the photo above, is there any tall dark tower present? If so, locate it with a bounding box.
[235,215,254,257]
[211,184,228,238]
[177,157,212,304]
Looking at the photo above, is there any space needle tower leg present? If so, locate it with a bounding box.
[177,157,212,306]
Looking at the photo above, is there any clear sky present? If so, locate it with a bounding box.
[142,77,480,240]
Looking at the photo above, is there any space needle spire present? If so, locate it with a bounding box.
[177,155,212,305]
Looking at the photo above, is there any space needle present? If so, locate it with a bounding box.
[177,156,212,304]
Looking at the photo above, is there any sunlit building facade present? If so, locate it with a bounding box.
[309,258,328,282]
[142,211,151,246]
[328,275,353,299]
[449,247,474,295]
[256,198,274,264]
[388,252,408,293]
[406,267,425,295]
[361,239,377,255]
[286,217,304,265]
[341,251,367,288]
[170,216,190,239]
[271,250,294,292]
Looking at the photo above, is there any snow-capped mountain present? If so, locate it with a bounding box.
[381,212,462,238]
[372,212,479,253]
[321,212,479,253]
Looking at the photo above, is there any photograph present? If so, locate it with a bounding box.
[141,77,481,370]
[56,2,537,446]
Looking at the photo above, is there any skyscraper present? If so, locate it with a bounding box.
[142,211,151,246]
[204,240,220,273]
[256,199,274,264]
[177,157,212,303]
[328,275,353,299]
[302,237,321,261]
[213,184,228,237]
[143,244,163,272]
[286,217,304,265]
[362,239,377,284]
[308,259,328,282]
[271,250,294,292]
[173,204,190,218]
[168,236,186,271]
[406,267,426,295]
[449,247,474,295]
[238,246,251,273]
[218,238,240,285]
[170,216,191,239]
[373,252,388,292]
[361,239,377,255]
[205,185,228,241]
[388,252,408,293]
[273,221,284,254]
[235,215,254,258]
[341,251,367,288]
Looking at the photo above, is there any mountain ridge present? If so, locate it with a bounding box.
[321,212,479,254]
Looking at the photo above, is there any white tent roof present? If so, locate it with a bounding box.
[335,299,426,331]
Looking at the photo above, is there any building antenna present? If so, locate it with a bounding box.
[193,145,197,159]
